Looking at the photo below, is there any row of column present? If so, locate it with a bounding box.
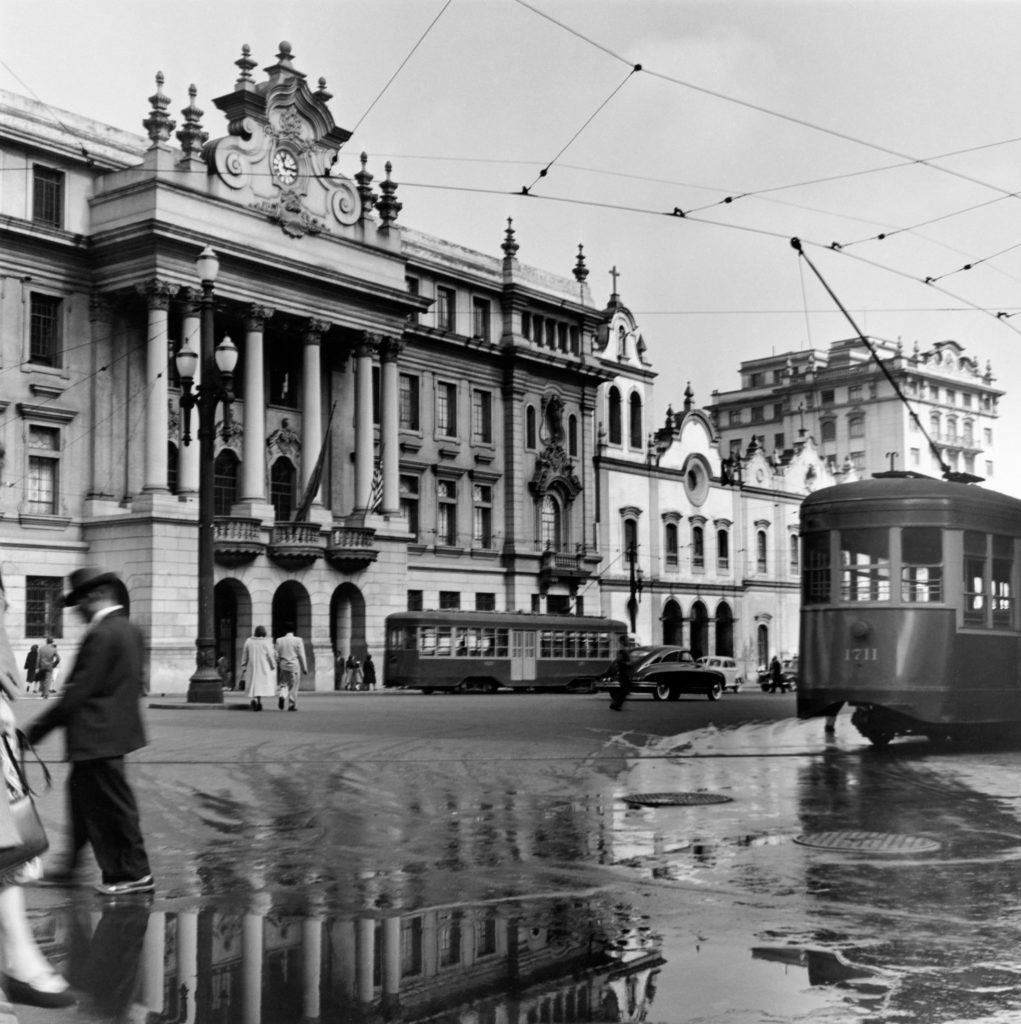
[136,281,402,518]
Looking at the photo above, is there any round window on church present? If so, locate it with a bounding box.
[683,457,710,507]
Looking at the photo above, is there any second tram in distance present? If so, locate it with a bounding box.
[797,473,1021,745]
[384,611,628,693]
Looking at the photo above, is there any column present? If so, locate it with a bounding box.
[380,916,402,1006]
[243,907,265,1023]
[140,278,175,493]
[355,916,375,1005]
[178,288,201,498]
[379,338,402,514]
[354,333,376,511]
[242,305,273,502]
[300,318,329,500]
[141,910,167,1014]
[176,911,199,1024]
[302,916,323,1021]
[86,294,115,512]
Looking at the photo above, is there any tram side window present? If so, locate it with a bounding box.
[420,627,437,655]
[993,534,1014,628]
[495,629,509,657]
[840,528,890,601]
[540,631,553,658]
[802,533,830,604]
[964,531,987,626]
[436,627,453,656]
[901,527,943,603]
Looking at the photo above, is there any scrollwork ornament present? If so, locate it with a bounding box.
[330,180,362,226]
[214,144,251,190]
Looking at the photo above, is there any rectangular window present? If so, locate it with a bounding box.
[984,428,993,446]
[267,335,300,407]
[437,479,457,546]
[963,393,973,409]
[521,311,532,340]
[964,530,987,626]
[439,913,463,968]
[32,165,64,228]
[849,418,865,438]
[400,474,419,540]
[475,592,496,611]
[993,534,1013,628]
[986,460,994,478]
[728,411,742,426]
[439,590,460,610]
[821,389,835,405]
[772,403,783,421]
[472,389,493,445]
[774,432,784,451]
[401,918,423,977]
[472,297,491,342]
[437,286,456,332]
[802,533,831,605]
[29,294,61,367]
[840,528,890,601]
[850,451,866,470]
[27,426,60,514]
[476,913,498,957]
[473,483,493,548]
[436,382,457,438]
[848,385,862,403]
[25,576,63,638]
[406,590,423,611]
[399,373,420,431]
[729,438,742,459]
[749,372,763,387]
[946,389,956,406]
[750,406,764,423]
[901,527,943,603]
[910,447,920,465]
[406,276,420,323]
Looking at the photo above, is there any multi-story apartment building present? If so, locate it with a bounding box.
[708,337,1002,482]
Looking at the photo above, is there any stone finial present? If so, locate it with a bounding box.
[664,405,674,429]
[355,152,378,215]
[684,382,694,411]
[377,162,402,227]
[176,84,208,158]
[143,72,176,145]
[235,44,257,87]
[573,243,589,284]
[315,76,333,103]
[501,217,519,259]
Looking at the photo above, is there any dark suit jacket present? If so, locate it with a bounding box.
[26,610,147,761]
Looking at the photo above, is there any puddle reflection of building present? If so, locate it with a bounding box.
[33,893,664,1023]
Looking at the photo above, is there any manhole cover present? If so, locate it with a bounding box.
[623,792,733,807]
[794,831,940,854]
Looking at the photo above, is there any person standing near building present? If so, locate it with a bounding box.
[274,628,307,711]
[22,646,38,696]
[608,638,635,711]
[24,567,154,897]
[239,626,276,712]
[363,653,377,692]
[35,638,59,700]
[768,655,783,693]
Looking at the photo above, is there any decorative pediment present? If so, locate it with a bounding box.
[529,443,581,498]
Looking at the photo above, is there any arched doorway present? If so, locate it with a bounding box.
[214,578,251,691]
[757,623,769,669]
[272,580,314,687]
[661,600,682,646]
[330,584,367,689]
[715,601,734,657]
[689,601,709,660]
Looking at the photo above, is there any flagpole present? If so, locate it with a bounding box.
[293,400,337,522]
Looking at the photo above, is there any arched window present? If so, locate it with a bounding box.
[821,420,836,443]
[717,528,729,570]
[270,457,296,522]
[167,442,179,496]
[789,534,799,574]
[608,387,622,445]
[715,601,734,657]
[525,405,537,450]
[756,529,768,572]
[628,392,643,448]
[568,414,578,457]
[690,601,708,660]
[930,412,941,438]
[665,523,679,567]
[757,623,769,668]
[213,449,239,516]
[848,415,864,438]
[623,517,638,558]
[540,494,562,551]
[662,599,682,646]
[692,525,704,569]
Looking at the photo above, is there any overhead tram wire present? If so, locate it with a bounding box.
[923,237,1021,285]
[791,237,953,479]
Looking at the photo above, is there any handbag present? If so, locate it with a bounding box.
[0,730,50,873]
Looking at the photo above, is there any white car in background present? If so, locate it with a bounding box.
[697,656,744,692]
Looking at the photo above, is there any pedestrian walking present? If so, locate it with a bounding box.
[344,653,357,690]
[239,626,276,712]
[0,573,75,1010]
[351,658,365,691]
[274,628,308,711]
[24,566,155,898]
[35,638,59,700]
[22,646,38,696]
[608,638,635,711]
[363,652,377,692]
[769,655,783,693]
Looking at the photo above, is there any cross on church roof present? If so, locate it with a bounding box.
[610,265,620,299]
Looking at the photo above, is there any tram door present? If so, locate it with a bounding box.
[510,630,536,683]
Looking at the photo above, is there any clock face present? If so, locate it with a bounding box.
[272,150,298,186]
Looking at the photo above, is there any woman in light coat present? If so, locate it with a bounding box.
[240,625,276,711]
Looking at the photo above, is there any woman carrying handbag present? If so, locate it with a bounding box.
[0,576,74,1016]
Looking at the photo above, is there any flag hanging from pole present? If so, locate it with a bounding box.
[368,442,384,512]
[292,401,337,523]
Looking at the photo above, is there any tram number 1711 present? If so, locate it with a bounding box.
[844,647,878,661]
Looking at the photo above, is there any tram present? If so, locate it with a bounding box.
[384,610,629,693]
[797,473,1021,745]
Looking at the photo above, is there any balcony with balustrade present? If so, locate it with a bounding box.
[267,521,324,570]
[325,525,379,572]
[214,517,266,567]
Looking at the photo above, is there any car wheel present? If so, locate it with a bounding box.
[653,682,671,701]
[707,681,722,701]
[420,687,434,695]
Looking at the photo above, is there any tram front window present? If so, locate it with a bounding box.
[901,527,943,603]
[840,528,890,602]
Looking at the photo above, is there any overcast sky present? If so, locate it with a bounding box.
[5,0,1021,495]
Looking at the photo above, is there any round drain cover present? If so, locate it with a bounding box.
[794,830,940,854]
[623,792,733,807]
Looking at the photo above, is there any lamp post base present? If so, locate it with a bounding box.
[187,665,225,704]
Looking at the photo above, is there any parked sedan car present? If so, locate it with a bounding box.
[599,646,727,701]
[697,656,744,692]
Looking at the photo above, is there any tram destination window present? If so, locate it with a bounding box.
[802,533,831,604]
[901,527,943,603]
[840,528,890,601]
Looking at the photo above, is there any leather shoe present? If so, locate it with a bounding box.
[278,696,285,710]
[1,971,76,1008]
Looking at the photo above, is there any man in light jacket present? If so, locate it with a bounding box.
[274,628,308,712]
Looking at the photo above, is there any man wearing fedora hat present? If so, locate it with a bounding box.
[24,567,154,896]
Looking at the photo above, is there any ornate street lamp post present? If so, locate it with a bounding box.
[175,246,238,703]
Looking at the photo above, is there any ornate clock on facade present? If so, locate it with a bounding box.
[272,149,298,186]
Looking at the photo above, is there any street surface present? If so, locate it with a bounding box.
[12,688,1021,1023]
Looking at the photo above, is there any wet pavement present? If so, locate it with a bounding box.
[12,691,1021,1023]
